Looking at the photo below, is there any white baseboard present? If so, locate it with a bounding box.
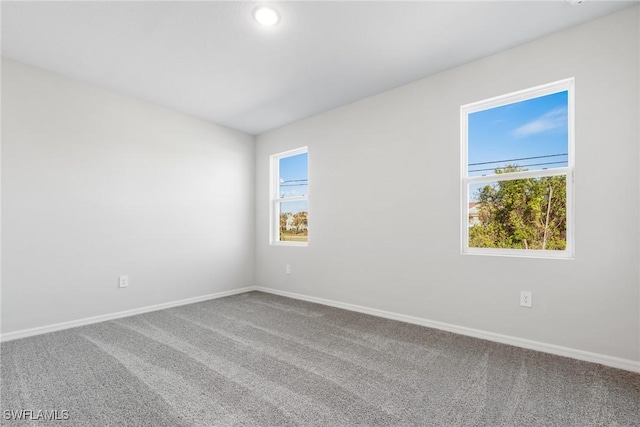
[4,285,638,373]
[0,286,257,343]
[255,286,640,374]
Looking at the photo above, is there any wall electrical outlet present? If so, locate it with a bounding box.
[119,275,129,288]
[285,264,291,274]
[520,291,532,307]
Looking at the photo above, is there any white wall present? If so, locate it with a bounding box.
[2,59,255,334]
[256,7,640,362]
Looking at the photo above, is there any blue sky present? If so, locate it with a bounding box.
[279,152,308,214]
[468,90,568,178]
[468,90,568,202]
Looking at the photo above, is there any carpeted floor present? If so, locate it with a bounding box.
[1,291,638,426]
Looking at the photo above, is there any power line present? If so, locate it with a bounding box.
[469,161,567,173]
[468,153,567,167]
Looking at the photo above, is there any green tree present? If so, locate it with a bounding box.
[469,166,566,250]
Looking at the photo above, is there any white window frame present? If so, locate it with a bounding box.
[270,147,309,247]
[461,78,575,259]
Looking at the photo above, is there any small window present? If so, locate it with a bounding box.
[270,147,308,246]
[461,79,574,258]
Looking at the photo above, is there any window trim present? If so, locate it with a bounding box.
[460,78,575,259]
[270,147,309,247]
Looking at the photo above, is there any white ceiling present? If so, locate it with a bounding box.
[2,1,636,135]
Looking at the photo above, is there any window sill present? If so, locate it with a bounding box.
[462,248,573,260]
[271,241,308,248]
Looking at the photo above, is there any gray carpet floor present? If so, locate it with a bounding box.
[1,291,638,426]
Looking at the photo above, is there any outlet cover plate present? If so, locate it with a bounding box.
[119,275,129,288]
[520,291,532,307]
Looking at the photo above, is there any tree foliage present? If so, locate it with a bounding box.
[469,166,566,250]
[280,211,308,234]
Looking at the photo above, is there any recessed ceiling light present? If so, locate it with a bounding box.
[254,7,279,26]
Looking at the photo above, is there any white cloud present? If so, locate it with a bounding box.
[513,107,567,137]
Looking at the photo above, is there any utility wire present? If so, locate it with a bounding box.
[469,153,567,167]
[469,161,567,173]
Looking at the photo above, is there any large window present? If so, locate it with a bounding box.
[270,147,308,246]
[461,79,574,258]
